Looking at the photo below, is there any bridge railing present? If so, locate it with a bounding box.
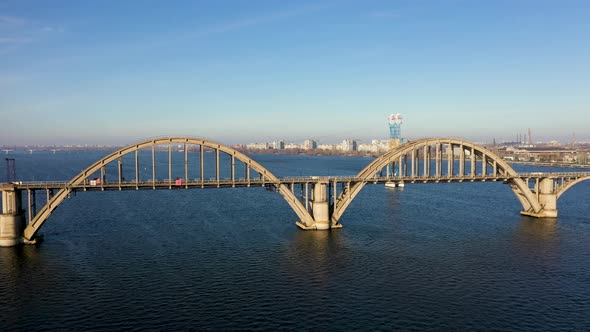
[517,172,590,178]
[9,171,590,189]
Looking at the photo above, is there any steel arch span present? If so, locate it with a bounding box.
[22,137,314,241]
[330,138,543,224]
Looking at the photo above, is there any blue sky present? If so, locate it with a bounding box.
[0,0,589,145]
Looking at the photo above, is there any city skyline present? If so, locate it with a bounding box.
[3,131,588,150]
[1,0,589,145]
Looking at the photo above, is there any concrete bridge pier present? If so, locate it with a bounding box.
[537,178,558,218]
[0,188,26,247]
[297,181,342,230]
[520,178,558,218]
[311,182,330,230]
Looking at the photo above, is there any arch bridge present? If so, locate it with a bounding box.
[1,137,589,246]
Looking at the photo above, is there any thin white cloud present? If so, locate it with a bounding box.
[0,37,32,43]
[0,14,61,54]
[170,3,335,43]
[102,2,336,57]
[369,11,400,19]
[0,15,28,26]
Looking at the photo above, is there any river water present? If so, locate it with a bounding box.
[1,151,589,331]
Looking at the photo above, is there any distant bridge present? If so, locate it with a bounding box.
[1,137,589,246]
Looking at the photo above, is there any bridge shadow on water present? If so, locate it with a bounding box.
[286,231,348,287]
[510,216,560,266]
[515,216,558,241]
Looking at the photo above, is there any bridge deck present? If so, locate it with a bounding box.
[3,172,590,191]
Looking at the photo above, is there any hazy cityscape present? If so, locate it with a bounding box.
[241,135,590,166]
[4,118,589,167]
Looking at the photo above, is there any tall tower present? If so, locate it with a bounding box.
[5,158,16,182]
[388,113,403,149]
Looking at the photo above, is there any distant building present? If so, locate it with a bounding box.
[359,140,388,153]
[273,140,285,150]
[318,144,336,151]
[246,143,269,150]
[303,139,318,150]
[357,143,373,153]
[341,139,358,152]
[578,151,589,164]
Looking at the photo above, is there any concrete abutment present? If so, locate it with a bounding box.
[0,188,26,247]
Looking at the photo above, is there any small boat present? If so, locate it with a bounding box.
[385,181,405,188]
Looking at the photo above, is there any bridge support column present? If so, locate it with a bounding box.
[521,178,558,218]
[311,182,330,230]
[538,178,558,217]
[297,182,341,230]
[0,188,26,247]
